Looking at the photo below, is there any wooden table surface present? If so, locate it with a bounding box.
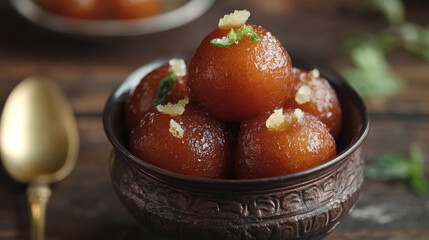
[1,0,429,239]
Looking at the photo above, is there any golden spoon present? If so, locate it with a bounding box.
[0,77,79,240]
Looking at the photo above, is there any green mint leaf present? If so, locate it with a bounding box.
[408,144,428,196]
[375,32,398,53]
[367,0,404,24]
[394,23,429,61]
[210,25,261,48]
[350,43,388,70]
[342,43,402,97]
[365,145,428,196]
[410,144,424,166]
[409,171,428,196]
[155,74,176,105]
[342,68,402,96]
[366,154,409,180]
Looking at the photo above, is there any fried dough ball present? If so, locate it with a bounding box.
[112,0,160,19]
[235,108,336,179]
[285,68,342,137]
[38,0,107,19]
[125,64,190,131]
[129,100,232,179]
[187,23,293,121]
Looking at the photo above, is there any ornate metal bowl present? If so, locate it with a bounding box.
[103,57,370,240]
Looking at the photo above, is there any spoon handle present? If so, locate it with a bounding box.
[27,183,51,240]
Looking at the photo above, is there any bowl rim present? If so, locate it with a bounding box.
[9,0,215,37]
[103,56,370,188]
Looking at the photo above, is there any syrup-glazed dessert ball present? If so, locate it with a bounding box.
[129,100,232,179]
[285,68,342,138]
[235,108,336,179]
[125,58,190,131]
[188,10,293,121]
[112,0,161,19]
[38,0,107,19]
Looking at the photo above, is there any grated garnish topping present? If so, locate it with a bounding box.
[169,119,184,138]
[156,99,189,117]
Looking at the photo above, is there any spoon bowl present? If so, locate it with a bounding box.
[0,77,79,240]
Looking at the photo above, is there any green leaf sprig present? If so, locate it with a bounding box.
[210,25,261,48]
[366,144,428,196]
[342,0,429,97]
[342,41,402,97]
[393,23,429,61]
[155,74,176,105]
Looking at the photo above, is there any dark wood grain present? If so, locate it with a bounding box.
[0,0,428,239]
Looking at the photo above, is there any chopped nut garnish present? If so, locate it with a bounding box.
[218,10,250,29]
[169,119,184,139]
[266,108,305,131]
[295,85,312,104]
[309,69,320,78]
[169,58,186,77]
[156,99,189,117]
[266,109,286,131]
[293,109,304,123]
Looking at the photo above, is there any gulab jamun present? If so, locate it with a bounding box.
[129,100,232,179]
[285,68,342,137]
[111,0,160,19]
[235,108,336,179]
[187,10,293,121]
[38,0,107,19]
[125,58,190,131]
[124,10,343,180]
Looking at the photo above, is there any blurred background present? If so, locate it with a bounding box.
[0,0,428,239]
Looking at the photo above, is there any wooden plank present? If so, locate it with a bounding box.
[1,0,429,239]
[1,57,428,116]
[330,228,429,240]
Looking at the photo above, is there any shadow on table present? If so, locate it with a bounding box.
[0,160,30,239]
